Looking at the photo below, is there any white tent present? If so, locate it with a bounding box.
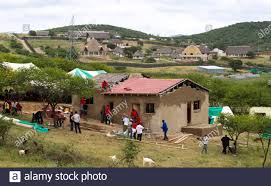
[1,62,38,71]
[68,68,107,79]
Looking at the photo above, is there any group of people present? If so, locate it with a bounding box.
[69,111,81,134]
[121,109,170,142]
[122,109,144,141]
[1,100,22,116]
[200,134,236,155]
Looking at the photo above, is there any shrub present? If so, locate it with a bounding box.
[0,117,13,146]
[114,66,127,72]
[247,51,256,59]
[207,59,216,65]
[15,48,30,55]
[220,56,230,61]
[10,40,23,49]
[44,143,84,167]
[0,44,10,53]
[145,57,156,63]
[229,59,243,72]
[121,140,140,167]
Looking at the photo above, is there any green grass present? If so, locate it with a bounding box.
[0,124,270,168]
[28,39,84,50]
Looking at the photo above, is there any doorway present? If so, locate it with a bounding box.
[132,104,140,114]
[187,102,191,124]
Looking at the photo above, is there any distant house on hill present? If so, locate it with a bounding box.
[151,52,160,61]
[36,31,49,37]
[157,47,173,57]
[211,48,226,57]
[70,31,110,40]
[133,50,144,60]
[178,45,209,62]
[113,47,124,57]
[81,38,107,56]
[226,46,251,57]
[198,44,211,55]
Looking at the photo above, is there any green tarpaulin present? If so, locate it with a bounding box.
[209,107,223,124]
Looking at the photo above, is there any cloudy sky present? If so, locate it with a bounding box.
[0,0,271,36]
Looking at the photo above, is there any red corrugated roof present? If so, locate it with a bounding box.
[104,78,185,95]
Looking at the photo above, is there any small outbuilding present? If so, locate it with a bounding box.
[250,107,271,117]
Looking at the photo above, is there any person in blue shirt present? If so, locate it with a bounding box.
[161,120,168,140]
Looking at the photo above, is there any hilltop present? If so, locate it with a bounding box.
[175,21,271,51]
[48,24,156,39]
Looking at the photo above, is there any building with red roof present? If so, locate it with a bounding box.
[72,75,209,134]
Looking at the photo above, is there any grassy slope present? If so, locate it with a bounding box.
[176,21,271,51]
[28,39,84,50]
[0,125,270,168]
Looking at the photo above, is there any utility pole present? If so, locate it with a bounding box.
[67,15,78,62]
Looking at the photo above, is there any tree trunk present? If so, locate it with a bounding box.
[49,103,57,127]
[246,132,250,148]
[262,138,271,168]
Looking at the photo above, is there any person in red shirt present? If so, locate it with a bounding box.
[80,97,86,116]
[102,80,109,91]
[131,121,137,139]
[105,105,111,125]
[131,109,138,121]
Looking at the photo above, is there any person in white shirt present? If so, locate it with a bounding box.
[201,135,209,154]
[71,111,81,134]
[122,115,129,132]
[136,124,144,141]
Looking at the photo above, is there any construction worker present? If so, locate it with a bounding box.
[201,135,209,154]
[161,120,168,140]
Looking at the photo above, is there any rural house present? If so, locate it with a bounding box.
[178,45,209,62]
[226,46,251,57]
[133,50,144,60]
[36,31,50,37]
[113,47,125,57]
[151,52,160,61]
[81,38,107,56]
[72,76,209,134]
[157,47,173,57]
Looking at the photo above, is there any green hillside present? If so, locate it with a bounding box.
[48,24,156,39]
[175,21,271,51]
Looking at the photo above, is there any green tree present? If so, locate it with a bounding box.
[15,68,94,125]
[218,114,254,152]
[247,51,256,59]
[254,117,271,167]
[28,30,37,36]
[229,59,243,72]
[124,46,141,58]
[121,140,140,167]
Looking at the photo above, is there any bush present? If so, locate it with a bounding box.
[229,59,243,72]
[145,57,156,63]
[44,143,84,167]
[15,48,30,55]
[28,30,37,36]
[0,117,13,145]
[207,59,216,65]
[221,56,230,61]
[0,44,10,53]
[10,40,23,49]
[247,51,256,59]
[114,66,127,72]
[121,140,140,167]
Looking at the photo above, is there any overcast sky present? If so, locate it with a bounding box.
[0,0,271,36]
